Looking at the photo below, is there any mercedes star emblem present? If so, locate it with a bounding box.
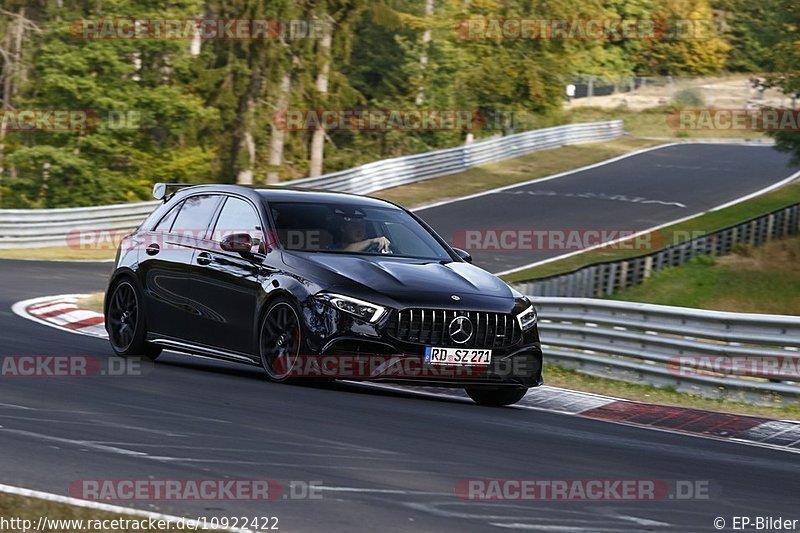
[448,316,473,344]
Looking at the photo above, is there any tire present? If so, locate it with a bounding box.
[259,298,306,384]
[105,279,162,360]
[465,386,528,406]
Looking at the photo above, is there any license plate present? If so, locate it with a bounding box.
[424,346,492,366]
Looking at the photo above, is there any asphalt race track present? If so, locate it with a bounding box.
[418,144,800,273]
[2,144,800,532]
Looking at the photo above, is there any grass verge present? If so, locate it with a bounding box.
[565,106,768,140]
[0,247,116,261]
[79,293,105,314]
[0,492,187,532]
[610,235,800,315]
[544,364,800,420]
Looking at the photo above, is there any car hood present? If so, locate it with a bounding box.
[283,252,515,309]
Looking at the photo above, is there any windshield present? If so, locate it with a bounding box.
[268,201,452,261]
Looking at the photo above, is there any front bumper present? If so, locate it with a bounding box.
[300,300,543,387]
[292,341,543,387]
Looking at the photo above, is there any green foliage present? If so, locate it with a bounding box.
[689,254,716,266]
[635,0,730,75]
[713,0,790,72]
[5,146,108,208]
[756,0,800,163]
[1,0,795,207]
[613,235,800,316]
[0,0,217,207]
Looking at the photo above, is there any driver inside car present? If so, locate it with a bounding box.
[336,216,391,253]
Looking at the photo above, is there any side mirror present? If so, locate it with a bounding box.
[221,233,254,254]
[152,182,185,202]
[152,183,167,201]
[453,247,473,263]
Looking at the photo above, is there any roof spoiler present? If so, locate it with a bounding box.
[152,183,188,202]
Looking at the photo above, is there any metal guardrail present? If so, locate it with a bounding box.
[0,120,622,249]
[514,203,800,298]
[534,297,800,403]
[284,121,623,194]
[0,202,160,248]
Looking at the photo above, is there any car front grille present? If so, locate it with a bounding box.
[389,308,521,348]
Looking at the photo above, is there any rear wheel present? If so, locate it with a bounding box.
[106,279,161,360]
[259,299,304,383]
[465,386,528,406]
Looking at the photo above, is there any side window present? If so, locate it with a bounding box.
[171,195,222,239]
[153,202,183,233]
[212,197,264,245]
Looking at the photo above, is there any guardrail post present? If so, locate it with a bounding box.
[643,256,653,279]
[767,214,775,243]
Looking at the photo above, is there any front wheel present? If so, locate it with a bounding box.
[105,279,162,360]
[465,386,528,406]
[259,299,305,383]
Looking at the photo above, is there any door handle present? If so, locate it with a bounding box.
[145,243,160,256]
[196,252,213,266]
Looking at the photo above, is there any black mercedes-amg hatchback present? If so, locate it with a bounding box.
[104,184,543,406]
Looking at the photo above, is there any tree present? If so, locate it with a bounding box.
[635,0,730,75]
[0,4,40,206]
[763,0,800,163]
[2,0,217,207]
[308,11,333,178]
[713,0,788,72]
[0,0,756,206]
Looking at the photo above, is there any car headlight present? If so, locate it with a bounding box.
[516,304,538,331]
[316,292,386,323]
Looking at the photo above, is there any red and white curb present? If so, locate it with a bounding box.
[368,384,800,455]
[13,294,800,455]
[12,294,108,339]
[523,388,800,452]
